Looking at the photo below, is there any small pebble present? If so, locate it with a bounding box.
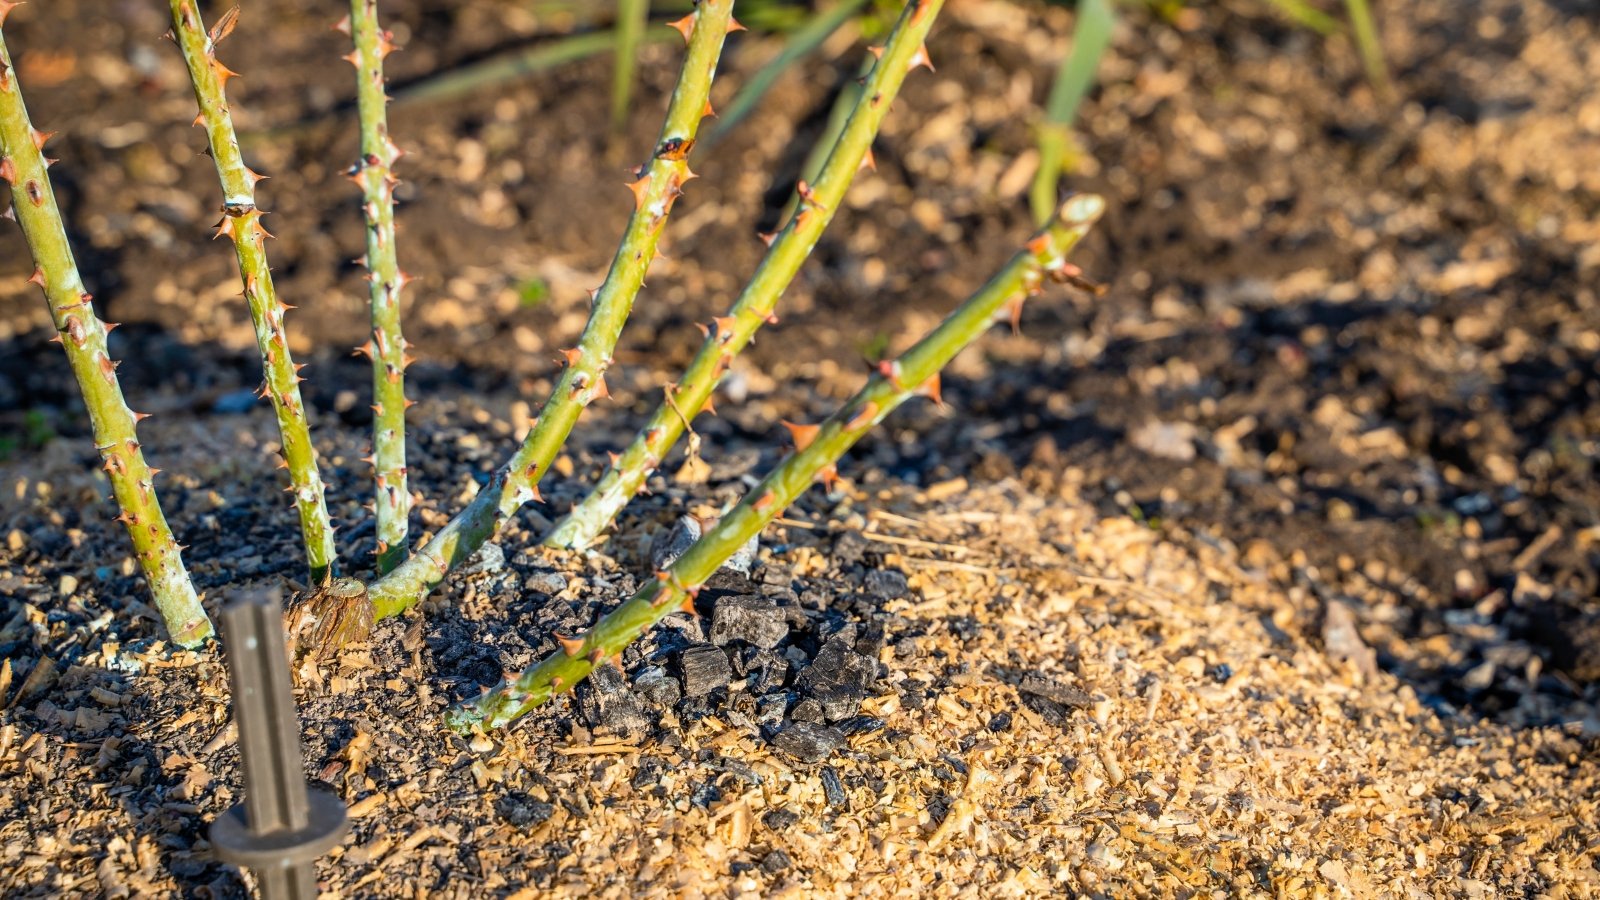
[821,766,848,809]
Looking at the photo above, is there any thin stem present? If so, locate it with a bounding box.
[545,0,946,552]
[448,194,1105,732]
[342,1,411,574]
[1341,0,1392,99]
[0,20,212,647]
[611,0,649,133]
[361,0,738,622]
[167,1,337,585]
[1028,0,1113,227]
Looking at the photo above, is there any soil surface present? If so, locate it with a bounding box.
[2,0,1598,896]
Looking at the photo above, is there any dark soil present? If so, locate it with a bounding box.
[1,0,1597,895]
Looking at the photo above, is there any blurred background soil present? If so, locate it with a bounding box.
[0,0,1597,895]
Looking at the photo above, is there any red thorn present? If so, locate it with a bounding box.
[626,173,653,211]
[587,647,608,666]
[678,594,698,617]
[29,129,55,152]
[341,49,361,67]
[699,394,717,417]
[918,373,944,408]
[211,59,242,89]
[728,17,747,33]
[556,634,585,657]
[846,401,879,431]
[557,348,583,368]
[0,157,14,185]
[667,13,695,43]
[1007,295,1026,335]
[752,491,777,512]
[867,45,884,60]
[818,463,840,493]
[332,13,351,35]
[132,411,153,423]
[711,316,737,342]
[1025,234,1053,257]
[859,147,876,174]
[213,215,236,241]
[592,373,610,401]
[702,99,716,119]
[757,231,777,247]
[26,267,45,287]
[0,1,21,27]
[908,43,934,73]
[551,676,566,691]
[795,208,819,231]
[694,321,710,339]
[192,111,207,128]
[782,421,820,452]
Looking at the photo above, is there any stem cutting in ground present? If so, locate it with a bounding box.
[340,1,413,574]
[167,1,338,585]
[545,0,946,552]
[0,12,213,647]
[288,0,740,650]
[447,193,1105,732]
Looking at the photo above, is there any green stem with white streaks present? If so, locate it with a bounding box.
[343,0,412,574]
[447,193,1104,732]
[361,0,737,623]
[544,0,946,552]
[0,18,212,647]
[168,0,337,585]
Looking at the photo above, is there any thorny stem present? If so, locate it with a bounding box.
[362,0,737,621]
[341,0,412,574]
[168,1,337,585]
[446,194,1105,732]
[0,17,213,647]
[544,0,946,551]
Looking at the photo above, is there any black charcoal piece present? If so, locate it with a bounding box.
[820,766,848,809]
[798,636,879,695]
[756,693,788,726]
[790,698,824,724]
[651,515,760,575]
[833,531,868,565]
[762,808,800,831]
[771,721,845,764]
[760,848,792,875]
[710,595,789,649]
[854,622,888,659]
[632,666,681,708]
[864,568,909,599]
[1019,676,1097,709]
[812,684,865,722]
[574,664,650,737]
[743,648,791,694]
[836,716,886,737]
[494,792,554,828]
[676,643,732,696]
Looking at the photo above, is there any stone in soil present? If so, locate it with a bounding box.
[771,720,845,764]
[709,595,788,649]
[676,643,732,696]
[821,766,848,809]
[790,697,824,724]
